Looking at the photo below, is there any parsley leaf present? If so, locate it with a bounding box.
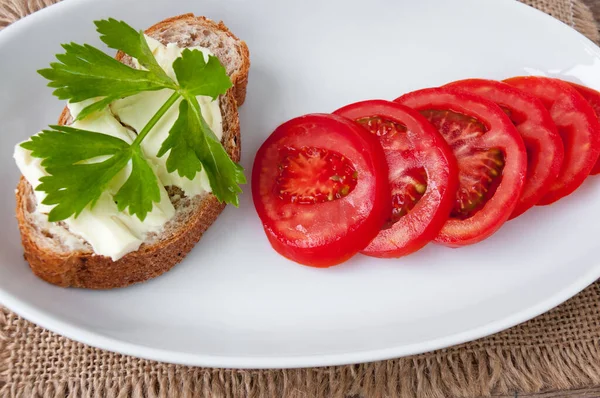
[156,100,204,180]
[158,98,246,206]
[38,28,177,121]
[21,125,129,167]
[174,49,232,99]
[72,95,122,121]
[39,153,130,222]
[155,48,244,206]
[38,43,174,102]
[21,126,160,222]
[113,147,161,220]
[95,18,171,82]
[186,98,246,206]
[25,126,132,221]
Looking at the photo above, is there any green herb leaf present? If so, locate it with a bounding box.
[113,147,161,221]
[40,19,177,119]
[23,126,162,221]
[38,151,131,222]
[156,100,204,180]
[173,49,232,99]
[158,48,244,205]
[38,43,174,103]
[95,18,172,82]
[158,98,245,206]
[72,96,122,121]
[21,125,130,167]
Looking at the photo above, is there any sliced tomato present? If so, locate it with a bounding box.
[504,76,600,204]
[395,88,527,247]
[252,113,390,267]
[333,100,457,257]
[445,78,564,218]
[567,81,600,175]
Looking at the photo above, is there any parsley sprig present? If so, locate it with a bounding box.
[22,18,245,222]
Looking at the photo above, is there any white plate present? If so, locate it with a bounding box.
[1,0,600,369]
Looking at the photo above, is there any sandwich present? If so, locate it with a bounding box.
[13,14,250,289]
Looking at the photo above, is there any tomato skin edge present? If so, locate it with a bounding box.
[568,81,600,175]
[504,76,600,205]
[333,100,458,258]
[395,87,527,247]
[251,113,391,268]
[444,78,564,219]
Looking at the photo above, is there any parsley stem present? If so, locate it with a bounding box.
[132,91,181,146]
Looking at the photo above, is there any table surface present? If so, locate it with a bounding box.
[586,0,600,18]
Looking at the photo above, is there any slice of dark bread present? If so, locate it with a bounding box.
[15,14,248,289]
[141,13,250,106]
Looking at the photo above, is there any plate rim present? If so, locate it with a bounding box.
[1,0,600,369]
[2,268,598,368]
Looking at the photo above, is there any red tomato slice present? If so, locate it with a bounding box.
[395,88,527,247]
[252,113,390,267]
[333,100,458,258]
[445,79,564,218]
[504,76,600,204]
[567,81,600,175]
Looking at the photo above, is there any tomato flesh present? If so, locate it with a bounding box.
[568,81,600,175]
[445,78,564,218]
[386,167,427,227]
[355,116,428,227]
[275,146,358,204]
[504,76,600,205]
[396,88,527,247]
[334,100,458,257]
[252,113,390,267]
[420,109,505,220]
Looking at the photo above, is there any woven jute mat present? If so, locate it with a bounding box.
[2,0,600,397]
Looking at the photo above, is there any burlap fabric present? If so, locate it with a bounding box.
[1,0,600,397]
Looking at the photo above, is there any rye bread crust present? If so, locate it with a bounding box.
[141,13,250,106]
[17,178,227,289]
[15,15,246,289]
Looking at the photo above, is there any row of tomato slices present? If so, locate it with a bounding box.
[252,76,600,267]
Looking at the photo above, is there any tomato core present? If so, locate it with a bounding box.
[420,109,505,220]
[275,146,358,204]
